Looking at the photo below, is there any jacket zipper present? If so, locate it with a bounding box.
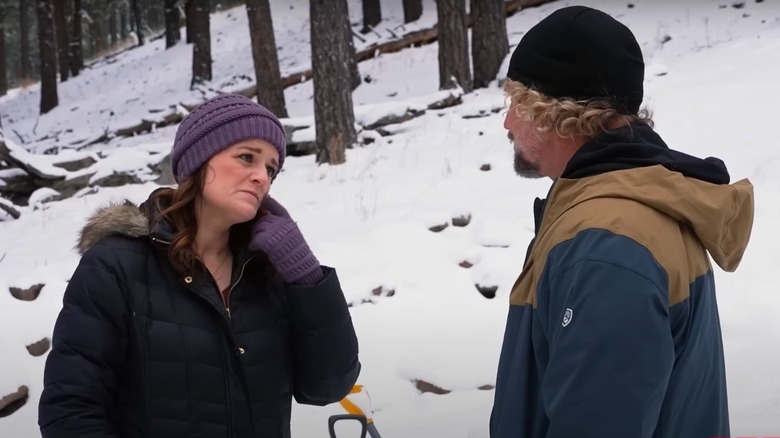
[150,236,171,245]
[152,233,248,324]
[150,233,254,437]
[187,261,251,438]
[221,255,253,438]
[223,255,254,320]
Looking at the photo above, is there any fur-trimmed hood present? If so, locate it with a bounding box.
[76,200,153,255]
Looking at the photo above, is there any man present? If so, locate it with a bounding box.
[490,6,754,438]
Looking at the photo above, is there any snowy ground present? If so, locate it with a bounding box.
[2,0,780,436]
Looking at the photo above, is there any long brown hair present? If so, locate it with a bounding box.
[147,166,263,274]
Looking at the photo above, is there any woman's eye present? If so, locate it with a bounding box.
[239,154,253,163]
[266,166,278,178]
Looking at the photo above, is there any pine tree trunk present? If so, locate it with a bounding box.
[361,0,381,33]
[143,0,154,39]
[165,0,181,48]
[436,0,471,92]
[53,0,69,81]
[310,0,356,165]
[146,0,158,32]
[151,0,165,33]
[403,0,422,24]
[70,0,83,76]
[132,0,145,45]
[90,4,105,56]
[471,0,508,89]
[120,4,129,40]
[246,0,287,117]
[190,0,211,88]
[109,6,118,47]
[37,0,58,113]
[20,0,33,79]
[0,3,7,96]
[186,0,195,43]
[343,9,360,90]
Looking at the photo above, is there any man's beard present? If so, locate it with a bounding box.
[514,152,543,178]
[509,134,543,179]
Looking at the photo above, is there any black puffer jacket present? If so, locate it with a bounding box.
[38,198,361,438]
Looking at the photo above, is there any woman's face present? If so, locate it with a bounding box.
[199,139,280,227]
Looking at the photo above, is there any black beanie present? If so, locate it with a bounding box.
[507,6,644,115]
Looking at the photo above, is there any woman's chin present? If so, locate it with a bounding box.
[226,204,259,225]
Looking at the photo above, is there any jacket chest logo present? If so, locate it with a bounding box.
[562,308,573,327]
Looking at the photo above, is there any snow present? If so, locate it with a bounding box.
[2,0,780,436]
[87,142,169,184]
[27,188,61,207]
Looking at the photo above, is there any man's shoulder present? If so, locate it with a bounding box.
[539,196,708,304]
[555,195,676,246]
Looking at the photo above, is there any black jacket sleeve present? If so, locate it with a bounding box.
[285,266,360,406]
[38,243,128,437]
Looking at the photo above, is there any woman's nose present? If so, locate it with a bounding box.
[250,166,271,185]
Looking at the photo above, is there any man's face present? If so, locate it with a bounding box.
[504,105,545,179]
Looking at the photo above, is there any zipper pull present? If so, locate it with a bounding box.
[225,307,232,319]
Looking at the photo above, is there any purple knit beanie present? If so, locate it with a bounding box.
[171,94,287,183]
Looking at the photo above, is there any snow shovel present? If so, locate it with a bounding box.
[328,385,382,438]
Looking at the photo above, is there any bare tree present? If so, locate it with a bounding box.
[145,0,163,32]
[20,0,33,79]
[108,3,118,47]
[89,2,106,56]
[345,20,360,91]
[190,0,211,88]
[436,0,471,92]
[186,0,195,43]
[0,2,7,96]
[246,0,287,117]
[165,0,181,48]
[53,0,69,82]
[361,0,381,33]
[471,0,508,89]
[131,0,145,45]
[37,0,58,113]
[120,3,129,41]
[310,0,356,165]
[403,0,422,24]
[70,0,83,76]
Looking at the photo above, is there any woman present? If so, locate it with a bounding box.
[38,94,361,438]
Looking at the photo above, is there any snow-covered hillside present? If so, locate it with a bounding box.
[2,0,780,436]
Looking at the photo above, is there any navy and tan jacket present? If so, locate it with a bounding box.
[490,123,754,438]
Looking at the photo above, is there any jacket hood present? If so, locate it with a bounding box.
[548,124,754,272]
[76,200,152,255]
[562,123,731,184]
[76,188,177,255]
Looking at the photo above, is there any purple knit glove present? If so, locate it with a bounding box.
[249,196,323,285]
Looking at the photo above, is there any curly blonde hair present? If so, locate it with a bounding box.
[503,79,654,139]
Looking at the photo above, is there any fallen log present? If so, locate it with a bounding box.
[0,172,38,203]
[0,134,171,207]
[114,109,187,139]
[232,0,556,99]
[0,134,67,181]
[0,196,21,220]
[356,0,554,63]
